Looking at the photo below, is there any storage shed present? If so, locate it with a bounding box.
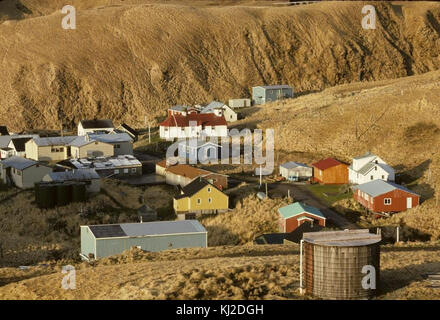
[228,98,251,108]
[302,229,381,300]
[279,162,313,181]
[278,202,326,233]
[312,158,348,184]
[252,85,294,105]
[80,220,207,260]
[352,180,420,213]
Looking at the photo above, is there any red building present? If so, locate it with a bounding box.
[312,158,348,184]
[278,202,326,233]
[352,180,420,213]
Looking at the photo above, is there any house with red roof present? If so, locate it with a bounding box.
[312,157,348,184]
[159,113,228,141]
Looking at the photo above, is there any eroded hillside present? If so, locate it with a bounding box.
[0,1,439,131]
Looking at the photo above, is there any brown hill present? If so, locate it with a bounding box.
[0,1,440,131]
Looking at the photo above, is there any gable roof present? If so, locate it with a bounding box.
[119,123,138,137]
[10,137,32,152]
[356,162,394,176]
[175,178,223,200]
[32,136,77,147]
[159,113,227,128]
[352,180,419,198]
[312,158,344,170]
[278,202,326,220]
[87,220,206,239]
[0,126,9,136]
[0,156,39,170]
[280,161,310,170]
[79,119,114,129]
[257,85,292,90]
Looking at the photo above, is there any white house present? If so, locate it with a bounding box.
[78,119,115,136]
[0,156,52,189]
[159,113,228,141]
[279,162,313,181]
[348,152,395,185]
[201,101,237,122]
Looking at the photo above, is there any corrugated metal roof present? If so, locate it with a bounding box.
[312,158,343,170]
[0,156,38,170]
[69,155,141,170]
[201,101,227,113]
[47,168,100,181]
[87,220,206,239]
[280,161,310,169]
[88,133,133,143]
[33,136,77,146]
[303,229,381,247]
[278,202,325,220]
[0,134,38,148]
[257,85,292,90]
[352,180,419,198]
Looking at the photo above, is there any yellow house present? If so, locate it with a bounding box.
[69,136,114,159]
[25,136,77,162]
[173,178,228,219]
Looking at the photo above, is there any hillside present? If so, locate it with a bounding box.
[1,1,440,131]
[0,243,439,299]
[236,69,440,240]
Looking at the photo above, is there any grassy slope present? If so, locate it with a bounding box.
[0,1,440,131]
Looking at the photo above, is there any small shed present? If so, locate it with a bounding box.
[279,162,312,181]
[278,202,326,233]
[352,180,420,213]
[80,220,207,260]
[312,158,348,184]
[302,229,381,300]
[228,98,251,108]
[252,85,294,105]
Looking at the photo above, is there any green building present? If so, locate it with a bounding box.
[80,220,207,260]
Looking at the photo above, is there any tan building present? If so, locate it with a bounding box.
[69,136,114,159]
[173,178,229,220]
[25,136,77,162]
[0,156,52,189]
[88,133,133,156]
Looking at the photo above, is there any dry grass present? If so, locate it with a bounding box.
[201,195,290,246]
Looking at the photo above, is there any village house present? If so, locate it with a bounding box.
[228,98,251,109]
[177,139,223,163]
[173,178,229,220]
[6,137,32,158]
[278,202,326,233]
[114,123,139,142]
[0,156,52,189]
[80,220,207,260]
[25,136,77,162]
[201,101,238,122]
[312,158,348,184]
[279,162,313,181]
[43,168,101,192]
[77,119,115,136]
[252,85,294,105]
[58,155,142,178]
[0,134,39,159]
[68,136,114,159]
[156,160,228,190]
[348,152,395,185]
[87,133,133,155]
[159,113,228,141]
[168,105,191,117]
[352,180,420,213]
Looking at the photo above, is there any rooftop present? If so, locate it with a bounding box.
[159,113,227,127]
[352,180,419,198]
[278,202,325,220]
[87,220,207,239]
[256,85,292,90]
[33,136,77,147]
[88,132,133,143]
[47,168,100,181]
[0,156,38,170]
[280,161,310,169]
[303,229,382,247]
[312,157,344,170]
[67,155,141,171]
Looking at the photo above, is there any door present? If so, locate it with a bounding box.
[406,197,412,209]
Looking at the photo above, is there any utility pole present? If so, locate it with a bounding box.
[265,182,268,198]
[60,123,63,137]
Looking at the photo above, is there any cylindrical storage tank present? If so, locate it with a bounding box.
[72,183,86,203]
[303,229,381,300]
[38,183,57,209]
[56,183,72,206]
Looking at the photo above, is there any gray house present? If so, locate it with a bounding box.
[88,133,133,156]
[252,85,294,105]
[80,220,207,260]
[0,156,52,189]
[280,161,313,181]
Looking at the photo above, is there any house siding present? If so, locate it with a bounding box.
[174,185,229,214]
[280,212,326,233]
[313,164,348,184]
[71,141,114,159]
[354,189,419,213]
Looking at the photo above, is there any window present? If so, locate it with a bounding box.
[384,198,392,205]
[123,168,128,174]
[382,175,385,179]
[375,160,378,164]
[207,187,211,192]
[114,169,120,174]
[197,198,201,205]
[131,168,137,173]
[370,175,373,180]
[375,166,377,171]
[208,198,212,203]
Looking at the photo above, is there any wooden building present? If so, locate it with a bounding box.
[352,180,420,213]
[278,202,326,233]
[312,158,348,184]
